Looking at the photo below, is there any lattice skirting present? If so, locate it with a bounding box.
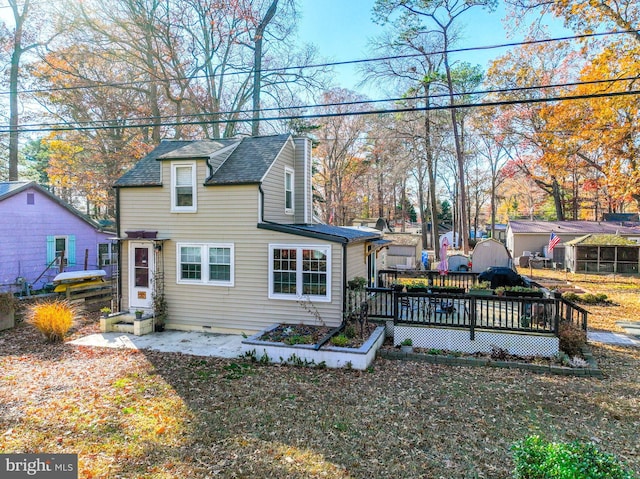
[394,325,559,357]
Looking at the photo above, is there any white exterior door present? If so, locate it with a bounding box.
[129,242,154,310]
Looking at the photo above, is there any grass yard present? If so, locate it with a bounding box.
[1,273,639,478]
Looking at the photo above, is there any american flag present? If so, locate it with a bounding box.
[548,232,561,253]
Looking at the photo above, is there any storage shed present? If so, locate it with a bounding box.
[381,233,422,270]
[470,238,512,273]
[564,234,640,273]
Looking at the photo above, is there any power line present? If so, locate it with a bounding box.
[10,75,640,130]
[1,89,638,134]
[1,29,636,96]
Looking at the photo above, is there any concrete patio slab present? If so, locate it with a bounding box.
[616,321,640,338]
[588,331,640,347]
[69,331,244,358]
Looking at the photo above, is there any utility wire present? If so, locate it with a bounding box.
[1,89,638,134]
[0,29,636,96]
[10,75,640,130]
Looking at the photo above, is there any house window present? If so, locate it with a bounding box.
[284,167,294,214]
[47,235,76,266]
[171,163,197,212]
[177,243,234,286]
[27,193,35,205]
[98,242,119,267]
[269,244,331,301]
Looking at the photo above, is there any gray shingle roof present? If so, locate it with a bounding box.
[508,220,640,235]
[258,223,382,244]
[205,134,291,185]
[115,140,193,187]
[115,134,292,187]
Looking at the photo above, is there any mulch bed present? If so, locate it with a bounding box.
[259,322,379,349]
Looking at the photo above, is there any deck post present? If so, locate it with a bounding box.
[469,295,476,340]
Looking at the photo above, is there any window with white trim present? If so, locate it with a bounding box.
[269,245,330,301]
[171,162,197,212]
[98,242,119,267]
[284,167,294,214]
[177,243,234,286]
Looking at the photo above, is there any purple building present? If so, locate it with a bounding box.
[0,181,115,293]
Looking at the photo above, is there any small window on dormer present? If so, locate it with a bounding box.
[171,162,197,212]
[284,167,294,214]
[27,193,35,205]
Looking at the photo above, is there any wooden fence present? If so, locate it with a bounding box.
[63,281,113,311]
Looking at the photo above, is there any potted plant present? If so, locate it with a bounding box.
[400,338,413,353]
[135,310,144,320]
[494,287,505,297]
[100,307,111,318]
[468,281,493,296]
[0,292,18,331]
[347,276,367,291]
[504,286,544,298]
[430,285,465,294]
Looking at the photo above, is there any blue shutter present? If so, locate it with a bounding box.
[68,236,76,265]
[46,236,55,264]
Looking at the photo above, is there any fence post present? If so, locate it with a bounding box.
[469,295,476,341]
[553,300,560,336]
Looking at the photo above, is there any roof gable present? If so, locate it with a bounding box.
[0,181,104,231]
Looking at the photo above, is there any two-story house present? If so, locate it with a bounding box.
[114,134,384,334]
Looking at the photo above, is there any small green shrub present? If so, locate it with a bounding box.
[558,321,587,357]
[284,334,313,345]
[562,292,579,302]
[579,293,611,304]
[511,435,634,479]
[400,338,412,346]
[330,334,349,347]
[563,292,611,304]
[344,325,356,339]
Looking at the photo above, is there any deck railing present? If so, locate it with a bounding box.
[345,286,588,336]
[377,269,480,290]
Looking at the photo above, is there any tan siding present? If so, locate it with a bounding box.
[119,166,344,334]
[293,137,311,223]
[346,242,368,280]
[262,139,294,223]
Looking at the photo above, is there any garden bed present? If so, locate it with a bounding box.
[242,323,385,370]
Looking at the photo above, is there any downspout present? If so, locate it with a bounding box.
[115,187,122,313]
[260,183,352,330]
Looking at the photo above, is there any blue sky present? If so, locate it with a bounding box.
[296,0,567,96]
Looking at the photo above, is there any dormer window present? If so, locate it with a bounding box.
[171,162,197,212]
[284,167,294,214]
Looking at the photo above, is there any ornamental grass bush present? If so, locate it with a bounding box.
[27,299,76,342]
[511,435,634,479]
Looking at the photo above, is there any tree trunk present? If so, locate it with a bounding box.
[443,33,469,253]
[252,0,278,136]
